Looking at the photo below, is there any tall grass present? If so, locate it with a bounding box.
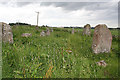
[2,25,119,78]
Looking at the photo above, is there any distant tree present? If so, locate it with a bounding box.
[45,25,48,27]
[41,25,45,27]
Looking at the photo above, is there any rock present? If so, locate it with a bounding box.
[46,28,50,36]
[40,28,51,37]
[96,60,107,67]
[21,33,32,37]
[71,28,74,34]
[40,30,46,36]
[66,49,72,54]
[92,24,112,54]
[83,24,91,36]
[1,22,13,44]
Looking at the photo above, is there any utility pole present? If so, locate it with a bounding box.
[35,11,39,27]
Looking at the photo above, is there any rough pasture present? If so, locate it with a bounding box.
[2,25,119,78]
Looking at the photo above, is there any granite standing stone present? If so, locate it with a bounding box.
[51,28,53,32]
[83,24,91,36]
[92,24,112,54]
[40,30,46,36]
[46,28,50,36]
[1,22,13,43]
[72,28,74,34]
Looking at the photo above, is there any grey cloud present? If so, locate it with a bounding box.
[40,2,93,10]
[16,2,32,7]
[40,2,118,23]
[1,1,117,11]
[40,2,117,11]
[0,2,7,4]
[0,1,118,27]
[0,2,32,7]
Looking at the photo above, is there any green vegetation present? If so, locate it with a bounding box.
[2,25,119,78]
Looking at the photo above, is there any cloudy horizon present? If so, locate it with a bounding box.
[0,1,119,28]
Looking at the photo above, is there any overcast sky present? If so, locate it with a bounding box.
[0,0,119,28]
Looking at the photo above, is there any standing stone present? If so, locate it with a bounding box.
[0,22,1,36]
[50,28,53,32]
[92,24,112,54]
[36,26,39,31]
[83,24,91,36]
[71,28,74,34]
[75,30,77,33]
[40,30,46,36]
[1,22,13,44]
[46,28,50,36]
[78,30,80,33]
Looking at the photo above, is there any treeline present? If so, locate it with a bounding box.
[9,22,50,27]
[9,22,119,29]
[64,27,95,29]
[64,27,119,29]
[109,28,120,30]
[9,22,31,26]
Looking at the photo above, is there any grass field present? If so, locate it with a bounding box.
[2,25,119,78]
